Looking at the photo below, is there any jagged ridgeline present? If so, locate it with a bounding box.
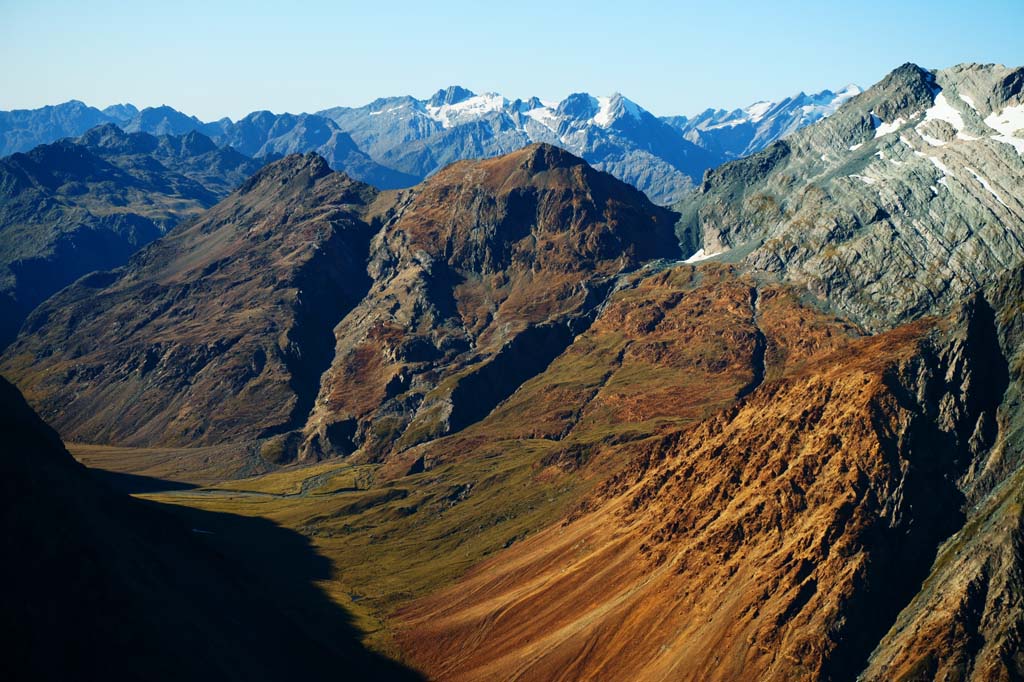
[0,125,262,346]
[2,82,862,206]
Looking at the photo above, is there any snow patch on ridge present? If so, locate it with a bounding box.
[985,104,1024,155]
[964,166,1009,208]
[915,150,954,186]
[369,104,410,117]
[744,101,774,122]
[681,248,719,264]
[923,93,966,131]
[873,114,906,138]
[593,94,642,128]
[525,105,560,132]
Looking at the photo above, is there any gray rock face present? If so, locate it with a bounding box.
[675,62,1024,331]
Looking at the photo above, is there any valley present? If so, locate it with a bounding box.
[4,56,1024,681]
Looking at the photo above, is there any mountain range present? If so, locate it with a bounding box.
[0,124,264,347]
[1,83,860,204]
[665,83,863,160]
[4,60,1024,681]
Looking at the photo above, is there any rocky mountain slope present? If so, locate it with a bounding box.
[1,153,378,450]
[1,144,678,466]
[0,124,261,347]
[301,143,679,461]
[397,284,1012,682]
[0,375,418,681]
[389,61,1024,681]
[675,62,1024,330]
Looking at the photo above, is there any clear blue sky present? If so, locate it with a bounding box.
[2,0,1022,121]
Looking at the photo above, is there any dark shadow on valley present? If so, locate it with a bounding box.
[85,468,198,493]
[129,493,426,681]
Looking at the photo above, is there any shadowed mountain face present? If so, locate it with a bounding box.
[0,124,262,347]
[2,152,378,451]
[0,376,421,681]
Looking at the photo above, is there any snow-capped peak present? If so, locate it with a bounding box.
[743,101,774,123]
[689,83,862,134]
[427,85,476,108]
[425,92,508,129]
[593,93,644,128]
[824,84,862,112]
[835,83,863,99]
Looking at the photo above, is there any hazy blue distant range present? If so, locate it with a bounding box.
[0,84,860,204]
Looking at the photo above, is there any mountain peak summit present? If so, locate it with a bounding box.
[428,85,477,107]
[517,142,588,173]
[239,151,334,195]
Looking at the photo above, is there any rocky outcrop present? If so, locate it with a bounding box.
[675,62,1024,331]
[301,143,680,460]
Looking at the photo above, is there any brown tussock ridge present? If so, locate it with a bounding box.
[396,299,1002,681]
[380,263,860,481]
[304,143,681,461]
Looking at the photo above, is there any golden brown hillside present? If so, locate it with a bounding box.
[395,295,1011,681]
